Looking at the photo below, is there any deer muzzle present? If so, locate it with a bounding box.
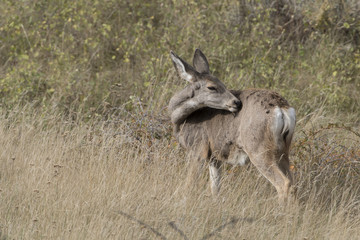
[226,99,242,113]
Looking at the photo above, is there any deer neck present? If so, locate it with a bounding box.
[168,84,204,125]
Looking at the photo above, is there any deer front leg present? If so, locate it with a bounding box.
[209,160,222,195]
[185,143,210,192]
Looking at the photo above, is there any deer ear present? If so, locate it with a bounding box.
[193,49,210,74]
[170,51,198,83]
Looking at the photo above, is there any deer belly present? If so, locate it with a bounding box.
[225,148,249,166]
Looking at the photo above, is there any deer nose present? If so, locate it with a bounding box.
[234,99,242,110]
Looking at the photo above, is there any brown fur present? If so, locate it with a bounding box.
[170,88,295,203]
[174,89,290,156]
[169,49,295,204]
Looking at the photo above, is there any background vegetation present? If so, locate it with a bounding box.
[0,0,359,239]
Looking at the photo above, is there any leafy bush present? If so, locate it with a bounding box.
[0,0,359,118]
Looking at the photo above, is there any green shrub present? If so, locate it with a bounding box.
[0,0,359,118]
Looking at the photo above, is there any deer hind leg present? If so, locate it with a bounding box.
[249,152,292,205]
[278,154,293,189]
[209,160,222,195]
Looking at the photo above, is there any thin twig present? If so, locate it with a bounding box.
[118,211,167,240]
[168,221,189,240]
[200,217,239,240]
[20,24,31,49]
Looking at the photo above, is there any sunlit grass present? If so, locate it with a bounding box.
[0,0,360,239]
[0,108,359,239]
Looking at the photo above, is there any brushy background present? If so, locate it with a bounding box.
[0,0,359,239]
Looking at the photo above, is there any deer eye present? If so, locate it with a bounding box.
[207,86,217,91]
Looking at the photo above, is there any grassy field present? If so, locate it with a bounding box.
[1,0,360,239]
[0,107,359,239]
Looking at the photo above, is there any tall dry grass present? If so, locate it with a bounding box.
[1,0,360,239]
[1,107,359,240]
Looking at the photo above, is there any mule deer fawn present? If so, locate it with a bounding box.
[168,49,296,204]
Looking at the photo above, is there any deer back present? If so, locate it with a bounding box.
[174,89,293,162]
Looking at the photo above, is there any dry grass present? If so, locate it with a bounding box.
[1,0,360,239]
[0,108,359,240]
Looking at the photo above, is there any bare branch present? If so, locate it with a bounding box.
[168,221,189,240]
[117,211,167,240]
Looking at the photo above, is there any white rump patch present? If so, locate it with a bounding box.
[282,107,296,142]
[286,107,296,125]
[272,107,296,148]
[272,107,284,136]
[171,54,194,82]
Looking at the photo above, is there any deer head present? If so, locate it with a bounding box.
[170,49,241,113]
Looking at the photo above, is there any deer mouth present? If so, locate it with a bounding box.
[226,105,238,113]
[226,100,242,113]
